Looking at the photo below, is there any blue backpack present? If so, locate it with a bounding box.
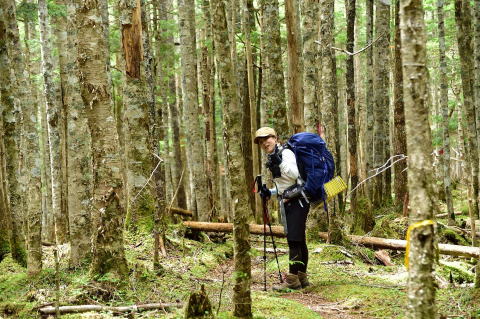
[284,132,335,203]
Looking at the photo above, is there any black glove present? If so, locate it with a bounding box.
[266,146,282,178]
[259,184,271,199]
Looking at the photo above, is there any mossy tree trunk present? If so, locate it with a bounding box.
[400,1,436,317]
[57,0,93,267]
[260,0,288,139]
[211,0,252,315]
[455,0,479,222]
[393,0,407,209]
[302,0,320,132]
[0,0,26,267]
[76,0,128,278]
[364,0,374,199]
[372,0,391,208]
[121,0,156,227]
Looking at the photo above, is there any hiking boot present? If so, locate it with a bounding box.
[298,271,310,288]
[272,273,301,292]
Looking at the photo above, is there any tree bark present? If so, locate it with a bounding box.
[39,0,69,245]
[455,0,479,222]
[372,0,391,207]
[319,0,344,242]
[260,0,288,139]
[400,1,436,317]
[393,0,407,208]
[437,0,455,226]
[210,0,252,315]
[121,0,156,227]
[345,0,358,214]
[76,0,128,278]
[301,0,320,132]
[0,0,26,266]
[178,0,211,221]
[285,0,304,133]
[364,0,374,199]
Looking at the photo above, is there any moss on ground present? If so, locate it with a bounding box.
[2,223,480,318]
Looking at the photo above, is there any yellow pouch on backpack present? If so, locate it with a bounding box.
[324,176,347,201]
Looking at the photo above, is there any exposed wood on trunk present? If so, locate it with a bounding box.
[121,0,143,78]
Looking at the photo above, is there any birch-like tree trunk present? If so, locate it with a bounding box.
[55,0,93,266]
[39,0,69,246]
[400,2,436,317]
[260,0,288,139]
[393,0,407,208]
[178,0,211,221]
[345,0,358,214]
[372,0,391,207]
[76,0,128,277]
[455,0,479,220]
[437,0,454,226]
[319,0,343,242]
[285,0,304,133]
[121,0,156,226]
[211,0,251,315]
[0,0,26,266]
[302,0,320,132]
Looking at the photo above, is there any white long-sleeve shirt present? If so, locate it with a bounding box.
[271,145,299,195]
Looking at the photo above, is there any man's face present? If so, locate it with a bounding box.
[258,136,277,154]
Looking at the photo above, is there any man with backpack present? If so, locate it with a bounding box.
[254,127,311,291]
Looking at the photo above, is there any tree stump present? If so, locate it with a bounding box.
[184,285,213,319]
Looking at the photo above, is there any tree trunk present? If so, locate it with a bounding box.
[178,0,211,221]
[39,0,69,245]
[393,0,407,208]
[210,0,252,315]
[0,0,26,266]
[285,0,304,133]
[302,0,320,132]
[400,1,436,317]
[437,0,455,226]
[365,0,374,199]
[121,0,156,227]
[260,0,288,139]
[0,42,11,262]
[455,0,479,221]
[345,0,358,214]
[76,0,128,278]
[372,0,391,207]
[319,0,344,242]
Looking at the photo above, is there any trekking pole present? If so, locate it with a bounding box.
[262,200,283,283]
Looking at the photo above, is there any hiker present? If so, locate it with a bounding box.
[254,126,310,291]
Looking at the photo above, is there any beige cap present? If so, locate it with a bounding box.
[254,127,277,144]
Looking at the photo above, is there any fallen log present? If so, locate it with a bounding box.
[182,221,285,237]
[170,207,193,217]
[38,303,183,315]
[317,233,480,258]
[435,211,464,218]
[183,221,480,258]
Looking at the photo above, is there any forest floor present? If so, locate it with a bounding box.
[2,202,480,318]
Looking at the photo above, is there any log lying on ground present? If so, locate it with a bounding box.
[39,303,183,315]
[183,221,480,258]
[183,221,285,237]
[435,211,464,218]
[170,207,193,217]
